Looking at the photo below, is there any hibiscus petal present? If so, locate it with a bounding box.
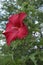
[17,24,28,39]
[8,12,27,27]
[6,22,13,31]
[9,14,20,27]
[19,12,27,22]
[2,12,28,46]
[3,27,18,46]
[9,14,18,23]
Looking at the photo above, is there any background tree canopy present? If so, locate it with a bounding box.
[0,0,43,65]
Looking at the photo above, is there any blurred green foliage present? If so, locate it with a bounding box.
[0,0,43,65]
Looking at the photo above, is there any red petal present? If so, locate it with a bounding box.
[8,12,27,27]
[9,14,18,23]
[2,12,28,46]
[6,22,13,31]
[17,24,28,39]
[19,12,27,22]
[3,27,18,46]
[9,14,20,27]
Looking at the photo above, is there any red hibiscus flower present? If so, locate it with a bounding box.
[3,12,28,46]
